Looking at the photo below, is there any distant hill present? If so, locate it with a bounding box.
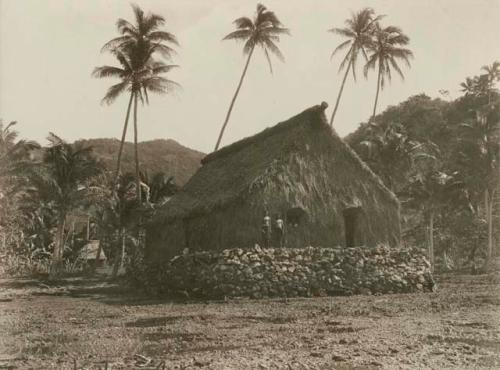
[76,138,205,186]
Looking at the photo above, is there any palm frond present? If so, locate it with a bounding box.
[142,13,166,34]
[149,62,178,74]
[149,43,177,59]
[142,76,180,95]
[363,54,378,77]
[338,49,352,73]
[389,57,405,80]
[329,27,356,38]
[233,17,254,30]
[256,6,282,27]
[100,35,132,53]
[223,29,252,41]
[116,18,137,34]
[351,53,358,81]
[263,39,284,62]
[261,26,290,36]
[148,31,179,45]
[131,4,145,28]
[243,39,255,55]
[92,66,125,79]
[330,40,351,60]
[264,47,273,74]
[101,81,129,105]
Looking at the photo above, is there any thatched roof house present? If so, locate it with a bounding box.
[147,103,401,260]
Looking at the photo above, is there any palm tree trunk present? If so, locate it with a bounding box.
[330,59,352,126]
[429,211,434,272]
[112,228,125,278]
[371,65,382,120]
[485,189,493,260]
[489,195,494,256]
[133,92,141,204]
[214,46,255,151]
[50,214,66,277]
[114,92,134,186]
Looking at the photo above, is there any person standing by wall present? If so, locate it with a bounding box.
[261,213,272,248]
[274,214,285,248]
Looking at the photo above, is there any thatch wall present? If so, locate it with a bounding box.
[146,103,400,261]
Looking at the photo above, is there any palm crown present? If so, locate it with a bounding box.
[364,23,413,119]
[364,24,413,89]
[223,3,289,73]
[102,5,178,64]
[93,4,179,202]
[481,61,500,85]
[328,8,382,125]
[214,4,289,151]
[329,8,381,80]
[93,51,178,105]
[94,4,179,105]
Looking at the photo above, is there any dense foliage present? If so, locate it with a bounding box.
[347,64,499,270]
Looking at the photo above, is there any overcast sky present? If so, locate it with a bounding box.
[1,0,499,153]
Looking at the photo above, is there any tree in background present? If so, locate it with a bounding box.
[141,171,178,206]
[456,104,499,262]
[328,8,382,126]
[91,170,178,277]
[364,23,413,119]
[214,4,289,151]
[0,121,40,254]
[347,61,499,270]
[94,4,179,202]
[481,61,500,103]
[358,121,422,192]
[26,134,102,276]
[401,165,465,271]
[460,77,478,96]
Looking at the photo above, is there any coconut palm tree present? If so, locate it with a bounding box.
[94,52,179,203]
[328,8,382,126]
[460,76,478,96]
[214,3,289,151]
[0,121,39,175]
[0,121,40,252]
[364,24,413,119]
[482,61,500,85]
[458,106,500,262]
[26,134,102,276]
[94,4,179,201]
[481,61,500,103]
[141,171,178,205]
[402,169,464,271]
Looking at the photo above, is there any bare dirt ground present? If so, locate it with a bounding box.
[0,271,499,369]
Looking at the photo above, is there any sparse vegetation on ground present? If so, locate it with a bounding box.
[1,268,499,369]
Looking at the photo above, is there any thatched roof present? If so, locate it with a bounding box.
[155,102,398,222]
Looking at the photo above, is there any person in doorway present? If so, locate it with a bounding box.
[273,214,285,248]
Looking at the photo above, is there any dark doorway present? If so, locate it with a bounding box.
[343,206,362,248]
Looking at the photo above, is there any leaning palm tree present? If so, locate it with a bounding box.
[364,23,413,119]
[94,4,178,199]
[328,8,382,126]
[214,3,289,151]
